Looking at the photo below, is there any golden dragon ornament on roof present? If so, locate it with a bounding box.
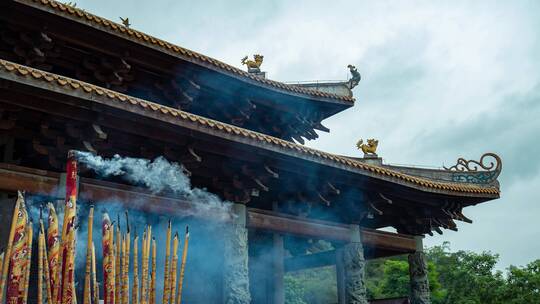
[357,139,379,157]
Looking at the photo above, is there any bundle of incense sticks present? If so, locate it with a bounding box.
[0,191,31,304]
[0,153,193,303]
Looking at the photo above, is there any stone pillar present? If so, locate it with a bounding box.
[408,236,431,304]
[342,225,368,304]
[223,203,251,304]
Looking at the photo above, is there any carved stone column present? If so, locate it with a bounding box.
[408,236,431,304]
[223,203,251,304]
[342,225,368,304]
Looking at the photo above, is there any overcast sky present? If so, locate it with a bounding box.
[75,0,540,269]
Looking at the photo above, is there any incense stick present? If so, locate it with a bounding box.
[169,232,179,304]
[6,192,28,304]
[22,222,33,304]
[102,214,115,304]
[0,191,23,303]
[92,243,99,304]
[123,212,130,304]
[44,235,53,304]
[177,226,190,304]
[47,203,61,304]
[162,220,172,304]
[132,234,139,304]
[115,215,122,304]
[150,238,156,304]
[84,207,94,304]
[38,220,45,304]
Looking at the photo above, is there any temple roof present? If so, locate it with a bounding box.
[0,58,501,198]
[13,0,354,105]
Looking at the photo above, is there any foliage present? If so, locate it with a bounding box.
[284,266,337,304]
[284,242,540,304]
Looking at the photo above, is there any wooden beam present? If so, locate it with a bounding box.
[0,162,417,254]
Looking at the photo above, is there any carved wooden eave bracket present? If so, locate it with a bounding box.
[0,59,501,198]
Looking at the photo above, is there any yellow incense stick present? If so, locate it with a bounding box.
[115,216,122,304]
[169,233,179,304]
[0,191,22,303]
[141,228,148,304]
[123,212,130,304]
[132,235,139,304]
[162,220,172,304]
[43,236,53,304]
[38,221,44,304]
[22,222,33,304]
[92,243,99,304]
[150,238,156,304]
[177,226,189,304]
[84,207,94,304]
[0,251,4,284]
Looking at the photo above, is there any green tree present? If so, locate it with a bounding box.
[427,242,505,304]
[500,259,540,303]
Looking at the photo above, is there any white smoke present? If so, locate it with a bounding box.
[75,151,232,216]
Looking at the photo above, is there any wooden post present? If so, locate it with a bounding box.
[408,236,431,304]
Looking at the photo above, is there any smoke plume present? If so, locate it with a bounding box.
[75,151,232,215]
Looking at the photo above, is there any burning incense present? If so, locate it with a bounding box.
[59,151,78,304]
[38,219,45,304]
[22,222,33,304]
[132,235,139,304]
[122,212,131,304]
[44,236,53,304]
[47,202,61,304]
[150,238,156,304]
[84,207,95,304]
[115,215,122,304]
[6,192,28,304]
[0,250,3,278]
[92,243,99,304]
[141,228,149,304]
[61,226,77,304]
[0,250,4,289]
[102,214,115,304]
[162,220,172,304]
[177,226,190,304]
[120,236,127,304]
[0,191,23,303]
[169,232,179,304]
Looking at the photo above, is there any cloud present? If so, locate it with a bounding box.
[75,0,540,267]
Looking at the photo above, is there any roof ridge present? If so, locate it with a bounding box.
[18,0,355,104]
[0,58,500,196]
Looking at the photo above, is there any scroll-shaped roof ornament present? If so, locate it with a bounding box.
[444,153,502,184]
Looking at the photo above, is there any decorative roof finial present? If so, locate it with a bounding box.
[119,17,131,28]
[63,2,77,8]
[356,138,378,157]
[347,64,361,89]
[444,153,502,184]
[241,54,264,73]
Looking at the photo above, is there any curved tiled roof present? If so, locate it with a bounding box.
[0,59,500,197]
[16,0,354,104]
